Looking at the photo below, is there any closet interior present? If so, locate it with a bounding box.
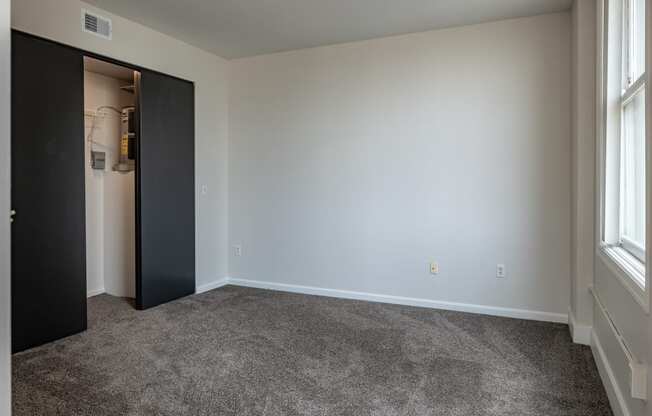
[84,57,140,300]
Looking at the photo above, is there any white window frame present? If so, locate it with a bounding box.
[597,0,649,310]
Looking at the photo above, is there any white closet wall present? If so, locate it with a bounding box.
[84,71,135,298]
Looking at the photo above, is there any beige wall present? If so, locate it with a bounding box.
[11,0,230,291]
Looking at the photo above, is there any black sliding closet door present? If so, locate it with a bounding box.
[136,70,195,310]
[11,32,86,352]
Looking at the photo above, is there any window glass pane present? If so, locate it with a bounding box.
[621,88,646,254]
[629,0,646,82]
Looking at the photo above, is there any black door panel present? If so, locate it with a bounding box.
[136,70,195,309]
[11,32,87,352]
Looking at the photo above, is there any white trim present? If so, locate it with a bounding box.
[597,0,608,245]
[597,248,649,312]
[87,288,105,298]
[592,329,631,416]
[195,278,229,294]
[597,0,650,311]
[621,73,645,104]
[568,308,592,345]
[619,236,645,263]
[226,277,568,324]
[602,244,646,287]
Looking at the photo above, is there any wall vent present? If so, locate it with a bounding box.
[81,9,112,40]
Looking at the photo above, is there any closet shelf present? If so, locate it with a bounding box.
[120,85,136,94]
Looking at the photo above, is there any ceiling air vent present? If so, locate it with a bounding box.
[82,9,112,40]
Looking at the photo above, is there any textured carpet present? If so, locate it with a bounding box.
[13,285,612,415]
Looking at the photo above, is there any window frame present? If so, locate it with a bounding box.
[618,74,645,262]
[597,0,649,310]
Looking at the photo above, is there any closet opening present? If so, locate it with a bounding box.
[11,31,196,352]
[84,56,140,303]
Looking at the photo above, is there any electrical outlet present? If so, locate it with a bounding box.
[234,245,242,257]
[430,262,439,275]
[496,264,506,278]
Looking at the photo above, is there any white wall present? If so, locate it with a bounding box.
[228,13,572,320]
[570,0,595,338]
[583,1,651,416]
[84,71,135,298]
[0,0,10,414]
[11,0,229,292]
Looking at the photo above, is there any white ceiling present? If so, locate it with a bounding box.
[85,0,573,59]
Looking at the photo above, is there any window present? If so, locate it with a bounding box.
[620,86,645,262]
[620,0,646,264]
[599,0,646,293]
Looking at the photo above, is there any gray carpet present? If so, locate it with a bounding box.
[13,285,612,415]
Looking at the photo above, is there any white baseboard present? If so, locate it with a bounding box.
[226,277,568,324]
[568,309,592,345]
[195,278,229,294]
[91,279,228,297]
[87,288,105,298]
[591,330,630,416]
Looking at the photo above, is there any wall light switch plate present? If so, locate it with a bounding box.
[430,262,439,275]
[234,245,242,257]
[496,264,506,278]
[201,185,208,195]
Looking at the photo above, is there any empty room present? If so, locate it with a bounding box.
[0,0,650,415]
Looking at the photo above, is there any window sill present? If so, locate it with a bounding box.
[599,244,648,313]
